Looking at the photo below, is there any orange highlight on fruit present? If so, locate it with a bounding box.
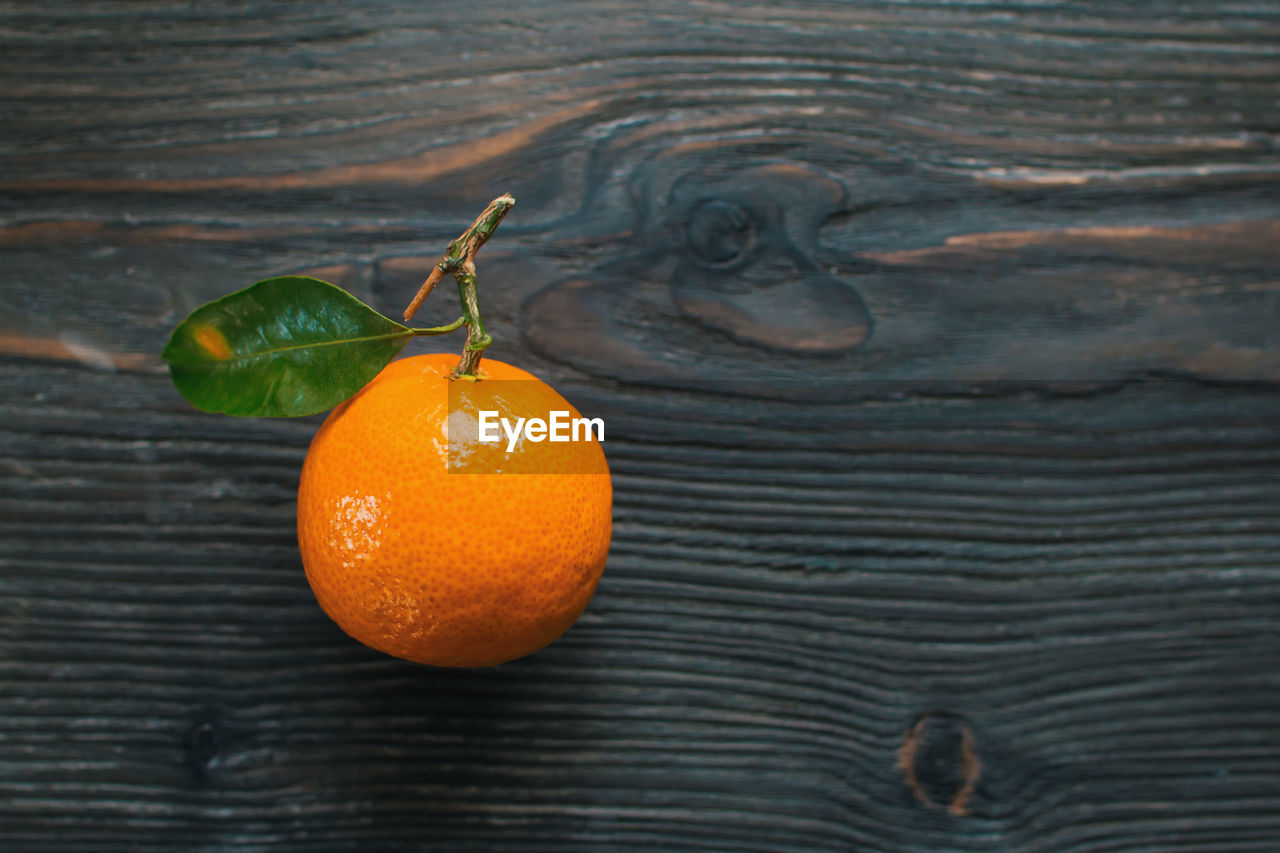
[297,353,612,667]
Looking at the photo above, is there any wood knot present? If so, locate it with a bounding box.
[898,713,980,816]
[686,199,755,267]
[520,152,877,386]
[188,720,221,777]
[668,164,871,354]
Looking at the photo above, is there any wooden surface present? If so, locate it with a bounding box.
[2,2,1279,850]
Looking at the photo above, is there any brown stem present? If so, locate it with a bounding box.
[402,193,514,379]
[452,261,488,378]
[402,265,445,321]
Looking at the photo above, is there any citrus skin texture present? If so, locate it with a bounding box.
[297,353,612,667]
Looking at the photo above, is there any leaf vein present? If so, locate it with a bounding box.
[165,330,414,367]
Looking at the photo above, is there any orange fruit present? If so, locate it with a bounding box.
[297,353,612,667]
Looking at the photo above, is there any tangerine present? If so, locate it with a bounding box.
[297,353,612,667]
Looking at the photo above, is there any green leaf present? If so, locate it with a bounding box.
[162,276,413,417]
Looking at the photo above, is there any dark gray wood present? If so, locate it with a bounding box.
[2,1,1278,851]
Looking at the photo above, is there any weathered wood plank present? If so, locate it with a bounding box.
[3,360,1278,851]
[2,1,1279,851]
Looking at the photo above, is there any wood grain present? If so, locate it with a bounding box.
[2,1,1279,851]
